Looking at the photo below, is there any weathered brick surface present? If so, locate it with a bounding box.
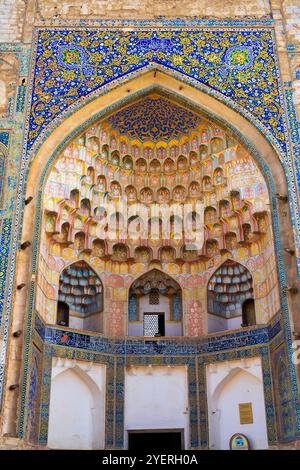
[35,0,271,18]
[0,437,48,449]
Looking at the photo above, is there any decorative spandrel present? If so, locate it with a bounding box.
[29,29,284,152]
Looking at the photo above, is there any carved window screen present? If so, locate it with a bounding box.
[149,289,160,305]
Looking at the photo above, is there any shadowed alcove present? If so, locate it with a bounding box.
[128,269,182,337]
[207,260,255,334]
[57,261,104,332]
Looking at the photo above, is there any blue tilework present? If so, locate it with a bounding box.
[36,313,281,356]
[0,131,10,147]
[107,95,202,141]
[28,29,285,153]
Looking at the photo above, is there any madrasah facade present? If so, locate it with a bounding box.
[0,0,299,450]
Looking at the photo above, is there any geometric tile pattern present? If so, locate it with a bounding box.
[272,344,296,442]
[26,343,43,442]
[284,87,300,251]
[33,312,281,355]
[0,42,28,412]
[0,217,13,401]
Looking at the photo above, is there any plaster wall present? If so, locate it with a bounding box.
[139,293,170,319]
[47,358,106,449]
[124,365,190,449]
[68,311,103,332]
[208,313,242,333]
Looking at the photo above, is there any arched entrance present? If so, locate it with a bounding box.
[56,301,69,327]
[242,299,256,327]
[3,70,298,443]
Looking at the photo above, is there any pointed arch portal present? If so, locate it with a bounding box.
[22,70,297,342]
[29,72,287,341]
[3,66,298,447]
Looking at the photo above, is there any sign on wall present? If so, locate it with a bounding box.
[238,403,253,425]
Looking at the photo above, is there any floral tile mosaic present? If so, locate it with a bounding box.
[29,29,285,154]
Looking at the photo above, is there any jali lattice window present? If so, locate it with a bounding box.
[149,289,160,305]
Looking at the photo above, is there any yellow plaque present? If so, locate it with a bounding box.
[238,403,253,424]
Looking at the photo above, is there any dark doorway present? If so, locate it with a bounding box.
[242,299,256,326]
[128,431,183,450]
[57,301,69,327]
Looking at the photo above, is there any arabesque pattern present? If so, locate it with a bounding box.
[29,29,285,151]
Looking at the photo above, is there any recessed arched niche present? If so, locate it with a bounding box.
[47,360,106,449]
[207,260,255,334]
[57,261,104,333]
[128,269,183,337]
